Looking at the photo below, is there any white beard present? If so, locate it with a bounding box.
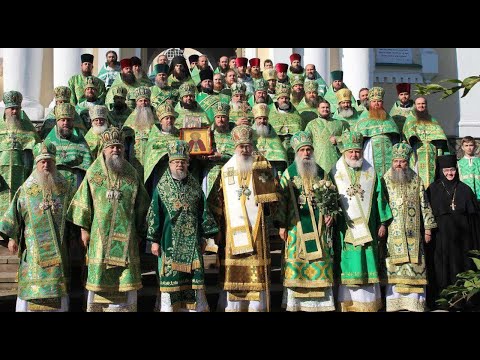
[295,153,318,180]
[171,168,187,180]
[134,106,154,131]
[237,154,253,179]
[256,124,270,137]
[345,157,363,169]
[37,169,58,193]
[92,123,108,135]
[105,154,125,175]
[339,108,354,119]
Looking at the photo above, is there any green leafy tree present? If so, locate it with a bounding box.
[416,76,480,99]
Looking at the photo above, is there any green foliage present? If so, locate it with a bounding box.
[437,250,480,310]
[415,76,480,99]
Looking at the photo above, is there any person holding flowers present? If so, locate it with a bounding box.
[276,131,339,312]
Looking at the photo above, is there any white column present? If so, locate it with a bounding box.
[48,48,83,109]
[1,48,44,120]
[456,48,480,137]
[342,48,373,99]
[244,48,257,59]
[303,48,330,82]
[268,48,293,66]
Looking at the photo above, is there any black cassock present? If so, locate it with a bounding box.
[425,178,480,305]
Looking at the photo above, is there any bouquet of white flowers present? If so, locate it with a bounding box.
[312,179,341,217]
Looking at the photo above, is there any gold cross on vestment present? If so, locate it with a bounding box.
[363,170,373,180]
[259,173,269,183]
[227,167,235,185]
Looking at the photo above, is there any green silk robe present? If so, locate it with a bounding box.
[150,85,179,110]
[0,116,39,217]
[277,163,335,293]
[323,85,357,114]
[196,92,230,123]
[389,100,414,133]
[252,124,288,179]
[228,102,254,126]
[403,116,449,188]
[167,74,196,90]
[0,170,76,301]
[332,164,392,285]
[267,104,305,164]
[105,77,142,110]
[332,107,362,128]
[41,108,88,139]
[305,116,349,174]
[67,155,150,292]
[173,103,210,128]
[84,128,103,159]
[296,98,319,127]
[107,106,132,128]
[44,126,93,187]
[68,74,107,105]
[146,171,218,310]
[383,168,436,288]
[355,112,400,178]
[458,156,480,201]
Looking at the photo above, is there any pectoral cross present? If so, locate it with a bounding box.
[9,133,19,149]
[451,200,456,211]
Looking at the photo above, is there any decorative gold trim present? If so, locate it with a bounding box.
[339,298,382,312]
[159,285,205,292]
[284,280,333,288]
[341,278,379,285]
[285,304,335,312]
[387,278,427,285]
[386,297,425,312]
[85,283,142,292]
[221,282,265,291]
[228,291,261,301]
[221,258,271,266]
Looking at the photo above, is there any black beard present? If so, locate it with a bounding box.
[113,102,126,111]
[290,65,304,74]
[86,94,97,102]
[181,101,197,110]
[201,86,213,94]
[121,72,136,85]
[59,127,73,139]
[414,108,431,121]
[173,70,187,81]
[82,70,92,77]
[391,167,414,184]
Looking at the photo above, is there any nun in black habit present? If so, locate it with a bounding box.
[425,154,480,307]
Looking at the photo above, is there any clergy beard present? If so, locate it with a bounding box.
[171,168,187,181]
[5,113,21,130]
[121,72,136,85]
[59,127,73,138]
[295,154,318,180]
[113,101,126,111]
[255,95,266,104]
[86,93,97,102]
[201,86,213,95]
[37,169,58,193]
[345,157,363,169]
[230,101,243,111]
[92,123,108,135]
[306,73,316,80]
[291,90,304,102]
[256,124,270,137]
[305,97,319,108]
[106,154,125,175]
[237,155,253,179]
[181,100,196,110]
[251,72,262,79]
[339,108,354,118]
[213,83,224,92]
[215,124,228,133]
[368,108,387,120]
[82,70,92,77]
[161,124,172,133]
[278,102,290,111]
[173,69,187,81]
[155,79,167,89]
[414,108,431,121]
[134,106,154,130]
[360,99,369,109]
[133,68,142,80]
[391,166,414,185]
[290,65,304,74]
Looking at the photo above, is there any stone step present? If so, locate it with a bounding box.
[0,272,17,283]
[0,264,19,272]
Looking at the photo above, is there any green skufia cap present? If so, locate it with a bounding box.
[153,64,170,76]
[213,102,230,117]
[290,74,305,87]
[54,86,71,102]
[392,141,413,161]
[304,80,318,93]
[291,131,313,153]
[33,142,56,163]
[55,103,76,120]
[133,86,151,101]
[179,83,196,98]
[254,78,268,92]
[231,125,253,147]
[168,140,190,162]
[330,70,343,81]
[339,129,363,153]
[3,90,22,109]
[101,126,124,148]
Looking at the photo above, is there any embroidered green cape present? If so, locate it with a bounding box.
[68,74,107,105]
[296,98,319,127]
[67,155,149,292]
[107,106,132,128]
[42,107,88,139]
[389,100,414,133]
[0,170,76,301]
[150,85,179,110]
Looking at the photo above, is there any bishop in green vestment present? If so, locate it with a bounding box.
[331,130,392,312]
[67,127,150,312]
[276,132,337,312]
[383,142,437,312]
[403,97,450,188]
[143,103,180,196]
[0,143,76,312]
[227,82,254,126]
[147,140,219,312]
[0,91,40,217]
[174,83,210,128]
[44,103,93,188]
[107,86,132,128]
[355,87,400,178]
[296,80,321,127]
[332,88,362,128]
[83,105,109,159]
